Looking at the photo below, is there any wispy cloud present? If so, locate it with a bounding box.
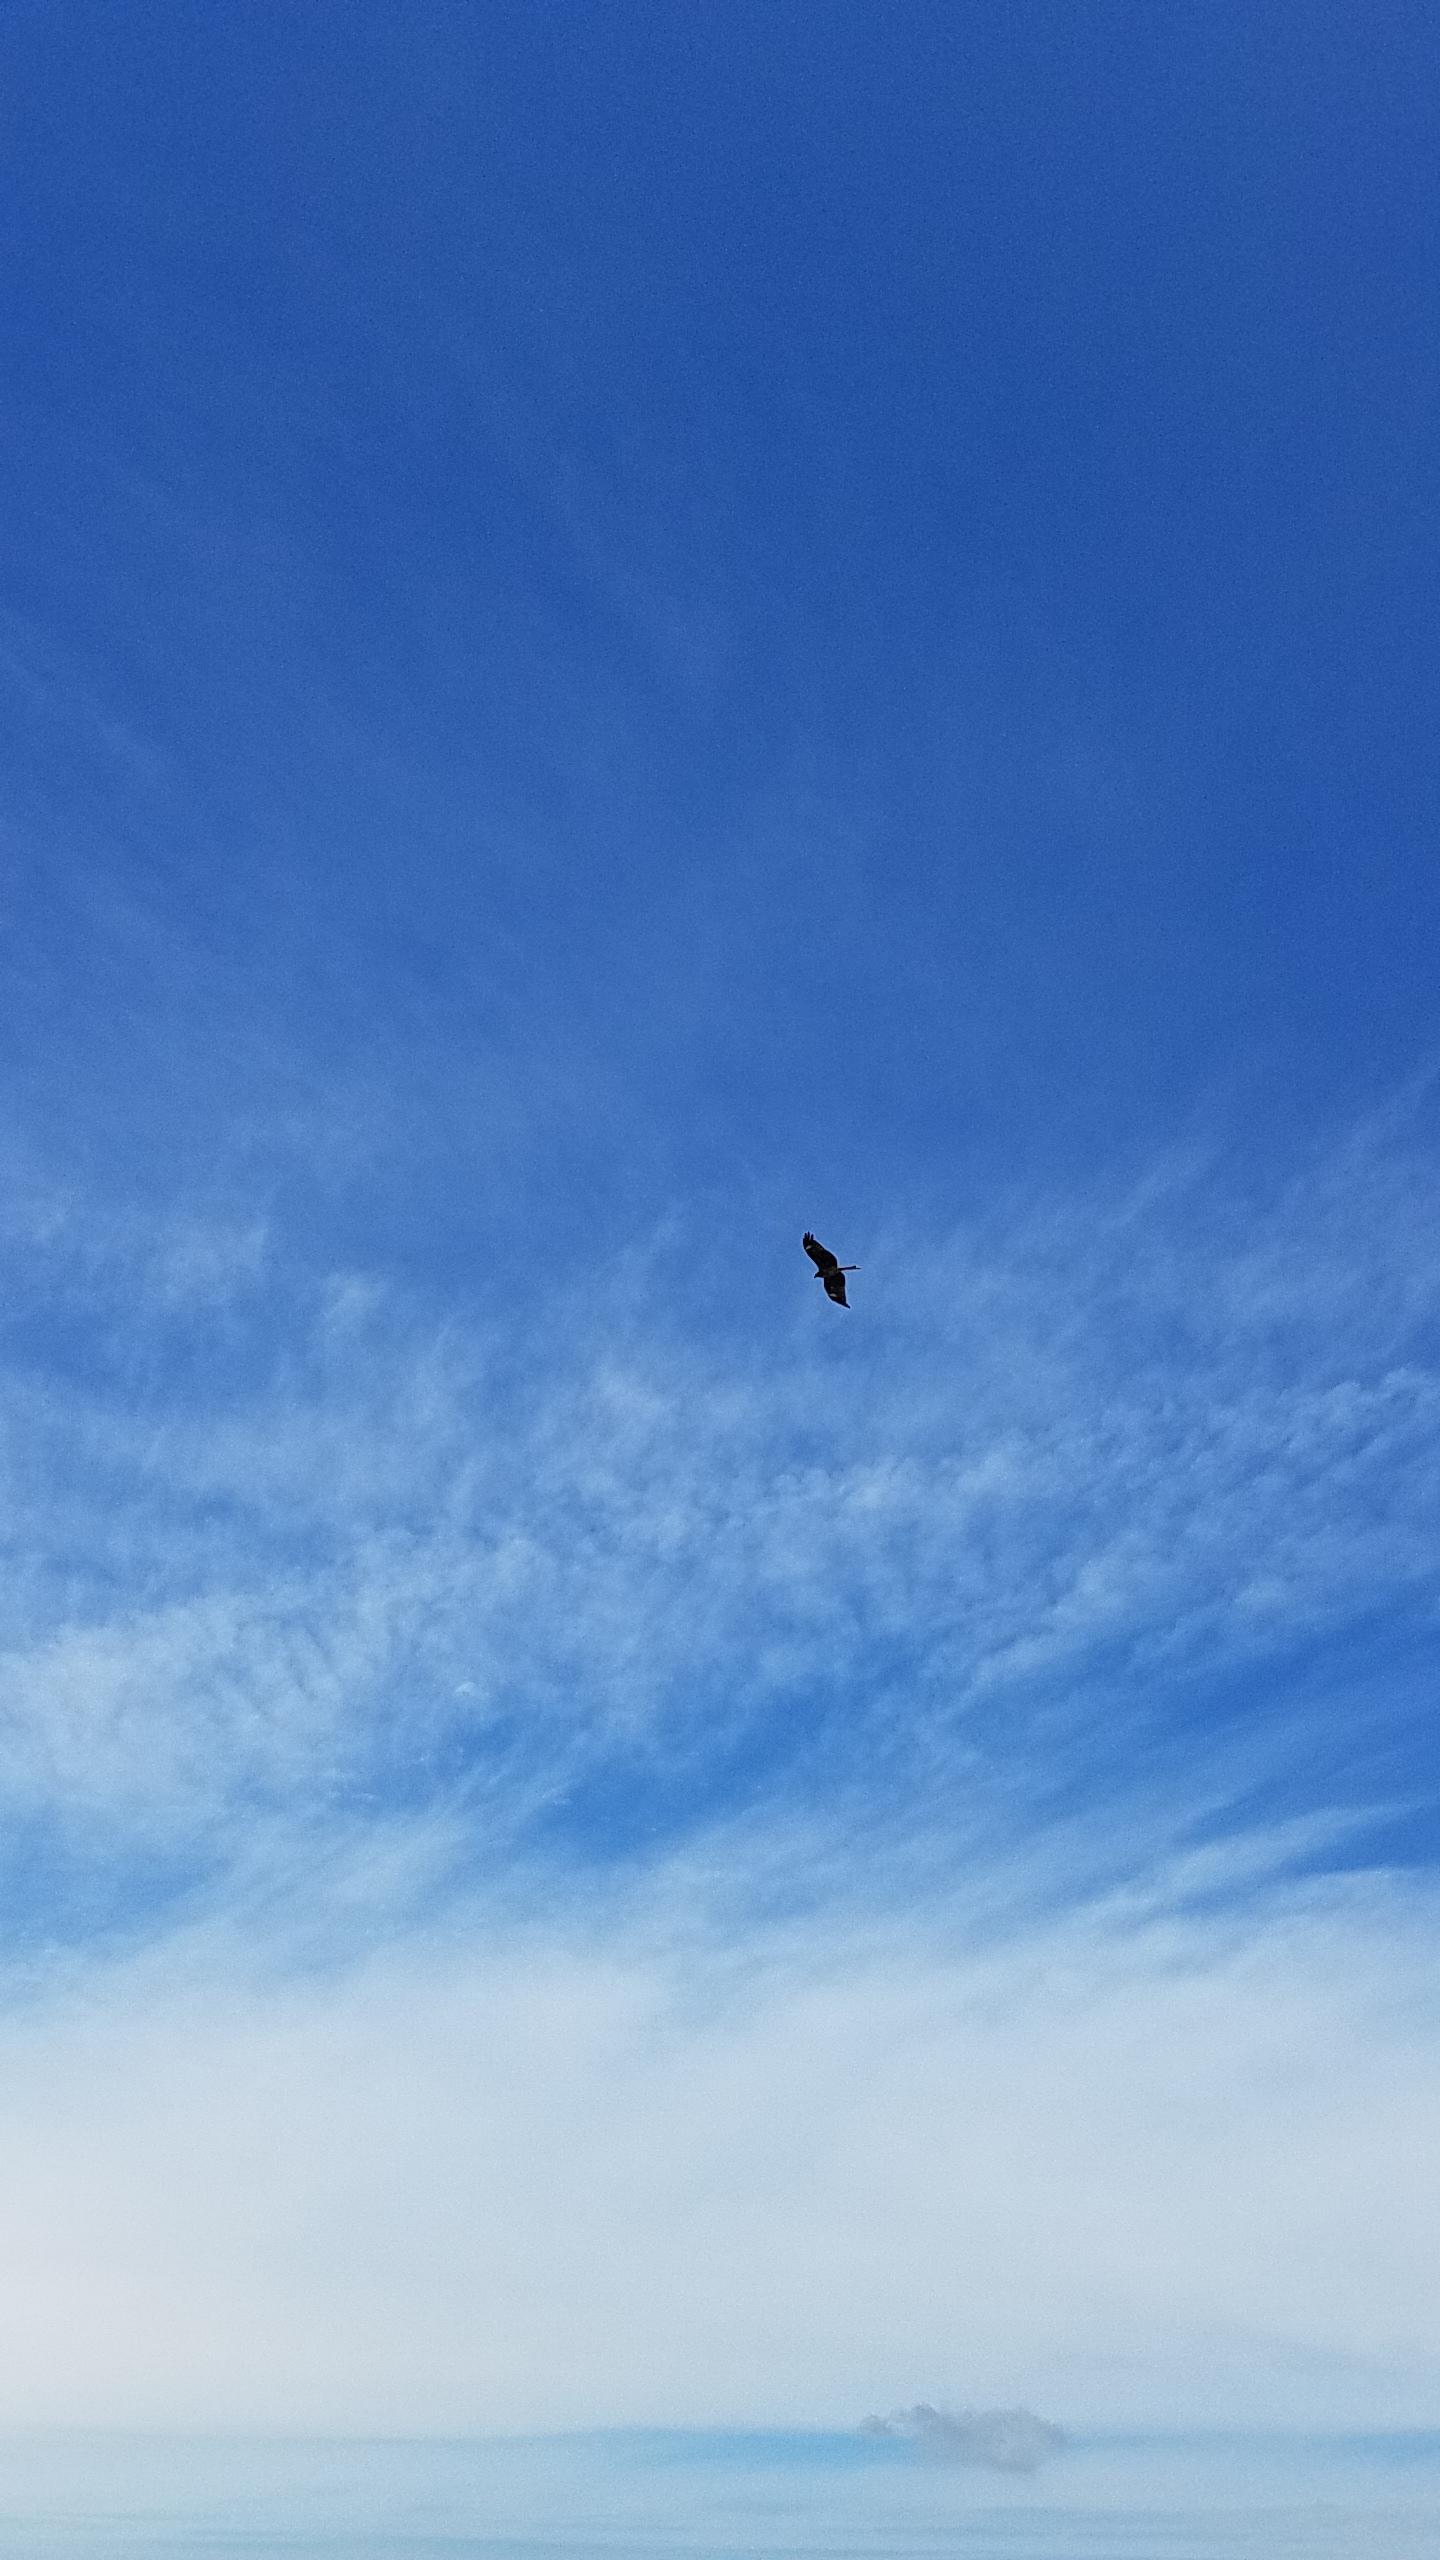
[0,1114,1434,2426]
[1,1111,1435,1912]
[860,2404,1067,2471]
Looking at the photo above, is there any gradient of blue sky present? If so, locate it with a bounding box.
[5,2428,1440,2560]
[0,0,1437,2457]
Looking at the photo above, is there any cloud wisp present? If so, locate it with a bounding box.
[860,2404,1068,2472]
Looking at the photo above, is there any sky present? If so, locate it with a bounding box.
[4,2428,1440,2560]
[1,0,1438,2474]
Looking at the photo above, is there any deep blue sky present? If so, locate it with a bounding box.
[0,0,1438,2439]
[5,0,1437,1278]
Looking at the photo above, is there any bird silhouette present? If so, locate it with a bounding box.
[802,1232,858,1307]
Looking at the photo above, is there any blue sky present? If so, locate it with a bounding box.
[0,0,1437,2452]
[4,2428,1440,2560]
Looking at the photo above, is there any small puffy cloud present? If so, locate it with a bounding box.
[859,2404,1067,2473]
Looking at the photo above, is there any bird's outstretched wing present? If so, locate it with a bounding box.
[823,1270,850,1307]
[803,1231,839,1275]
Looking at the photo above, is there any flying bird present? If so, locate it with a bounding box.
[803,1231,858,1307]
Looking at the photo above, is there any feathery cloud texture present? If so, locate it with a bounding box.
[0,1113,1436,2428]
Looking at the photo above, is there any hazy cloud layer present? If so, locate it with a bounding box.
[0,1858,1436,2433]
